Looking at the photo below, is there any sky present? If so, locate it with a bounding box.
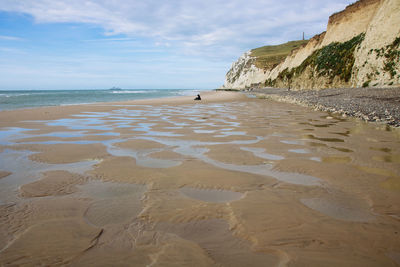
[0,0,353,90]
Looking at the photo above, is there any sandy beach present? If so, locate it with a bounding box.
[0,91,399,266]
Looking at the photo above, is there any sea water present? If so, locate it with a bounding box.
[0,89,205,110]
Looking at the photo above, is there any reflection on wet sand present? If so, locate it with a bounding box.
[0,93,399,266]
[300,197,374,222]
[180,187,243,203]
[0,149,99,203]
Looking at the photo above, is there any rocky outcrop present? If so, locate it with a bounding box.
[222,0,400,90]
[222,52,267,89]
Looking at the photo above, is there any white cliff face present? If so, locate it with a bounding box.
[222,0,399,90]
[222,51,269,89]
[321,0,381,47]
[352,0,400,87]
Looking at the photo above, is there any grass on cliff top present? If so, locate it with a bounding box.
[266,33,365,88]
[251,40,309,70]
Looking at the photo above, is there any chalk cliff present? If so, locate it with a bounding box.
[223,51,266,89]
[222,0,400,90]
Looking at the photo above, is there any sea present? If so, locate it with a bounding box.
[0,89,206,110]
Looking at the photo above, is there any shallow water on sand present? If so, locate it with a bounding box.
[0,149,99,204]
[0,98,399,266]
[180,187,243,203]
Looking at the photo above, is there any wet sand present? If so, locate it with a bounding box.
[0,91,399,266]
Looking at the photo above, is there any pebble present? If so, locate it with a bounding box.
[248,87,400,127]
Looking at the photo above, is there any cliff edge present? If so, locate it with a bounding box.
[222,0,400,90]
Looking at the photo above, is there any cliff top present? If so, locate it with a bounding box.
[329,0,382,25]
[251,40,309,70]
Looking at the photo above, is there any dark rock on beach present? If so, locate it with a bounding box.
[247,87,400,127]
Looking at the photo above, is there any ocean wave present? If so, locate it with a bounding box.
[0,93,32,97]
[176,90,201,96]
[110,90,156,94]
[1,89,205,110]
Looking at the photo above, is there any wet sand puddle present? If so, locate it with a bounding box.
[180,187,243,203]
[0,99,399,265]
[240,147,284,161]
[0,148,99,204]
[130,135,321,186]
[0,127,36,145]
[105,140,182,168]
[300,197,374,222]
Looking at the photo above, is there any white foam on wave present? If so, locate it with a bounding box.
[0,93,32,97]
[176,90,202,96]
[110,90,156,94]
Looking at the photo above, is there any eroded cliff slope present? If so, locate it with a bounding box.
[222,0,400,90]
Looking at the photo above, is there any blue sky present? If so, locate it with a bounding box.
[0,0,353,90]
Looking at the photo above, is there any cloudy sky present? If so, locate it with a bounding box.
[0,0,353,90]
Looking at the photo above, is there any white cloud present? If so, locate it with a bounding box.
[0,35,24,41]
[0,0,353,44]
[82,37,136,42]
[0,0,354,63]
[0,46,26,54]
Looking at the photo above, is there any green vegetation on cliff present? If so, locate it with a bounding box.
[382,37,400,78]
[266,33,365,87]
[251,40,308,70]
[365,36,400,83]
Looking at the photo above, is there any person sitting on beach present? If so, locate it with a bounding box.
[194,94,201,100]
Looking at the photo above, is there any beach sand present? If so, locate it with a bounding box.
[0,91,399,266]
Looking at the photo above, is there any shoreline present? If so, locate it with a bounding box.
[0,91,245,126]
[246,87,400,127]
[0,89,213,112]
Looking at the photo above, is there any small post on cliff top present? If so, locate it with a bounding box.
[302,32,305,40]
